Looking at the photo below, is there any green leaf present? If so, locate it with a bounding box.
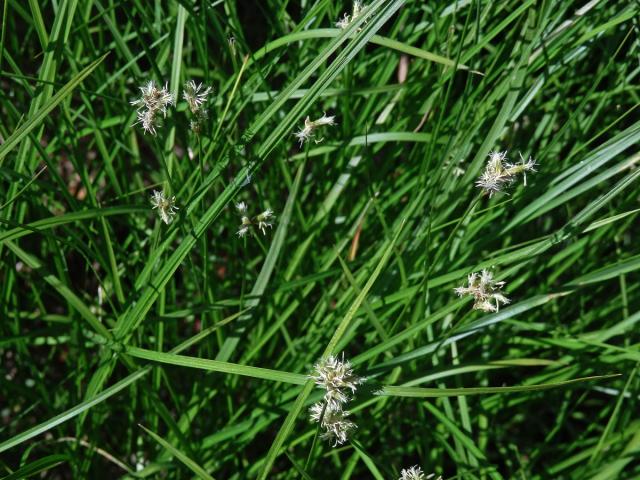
[0,53,107,165]
[251,29,473,71]
[377,374,620,397]
[124,345,308,385]
[1,454,68,480]
[139,424,215,480]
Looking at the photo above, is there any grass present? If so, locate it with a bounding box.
[0,0,639,478]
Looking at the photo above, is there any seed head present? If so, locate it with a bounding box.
[336,1,367,29]
[234,202,275,238]
[505,152,537,187]
[131,81,174,115]
[131,81,174,135]
[399,466,441,480]
[183,80,212,115]
[352,0,365,19]
[150,190,178,225]
[454,269,510,312]
[336,13,351,29]
[294,113,336,147]
[135,109,161,136]
[309,402,356,446]
[476,150,537,196]
[311,354,363,410]
[256,208,274,235]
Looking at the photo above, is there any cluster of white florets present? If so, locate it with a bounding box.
[294,113,336,147]
[131,79,212,135]
[399,465,442,480]
[183,80,212,134]
[309,402,357,447]
[454,269,510,312]
[150,190,178,225]
[476,150,537,197]
[235,201,275,238]
[131,81,175,135]
[309,354,364,446]
[336,1,366,29]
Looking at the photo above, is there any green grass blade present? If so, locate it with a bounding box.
[124,346,308,385]
[0,53,107,165]
[139,424,215,480]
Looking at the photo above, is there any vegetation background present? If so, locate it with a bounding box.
[1,0,639,478]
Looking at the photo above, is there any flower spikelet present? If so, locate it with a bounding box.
[294,113,336,147]
[131,81,174,135]
[309,402,356,446]
[311,354,363,410]
[335,13,351,28]
[235,201,275,238]
[336,1,367,29]
[476,150,537,196]
[399,466,425,480]
[454,269,510,312]
[256,208,274,235]
[183,80,212,114]
[150,190,178,225]
[399,466,442,480]
[183,80,212,134]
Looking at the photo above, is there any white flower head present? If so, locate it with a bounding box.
[131,80,174,115]
[476,149,537,196]
[336,1,367,29]
[399,466,441,480]
[134,109,161,136]
[294,113,336,147]
[234,201,275,238]
[399,466,425,480]
[183,80,212,115]
[336,13,351,28]
[506,152,538,186]
[352,0,365,19]
[256,208,274,235]
[237,224,250,238]
[454,269,510,312]
[131,80,174,135]
[150,190,178,225]
[309,402,356,446]
[235,201,248,214]
[311,354,364,410]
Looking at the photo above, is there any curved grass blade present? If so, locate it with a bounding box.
[251,29,472,71]
[1,454,68,480]
[0,53,108,165]
[139,424,214,480]
[124,346,308,385]
[377,374,620,397]
[0,206,145,244]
